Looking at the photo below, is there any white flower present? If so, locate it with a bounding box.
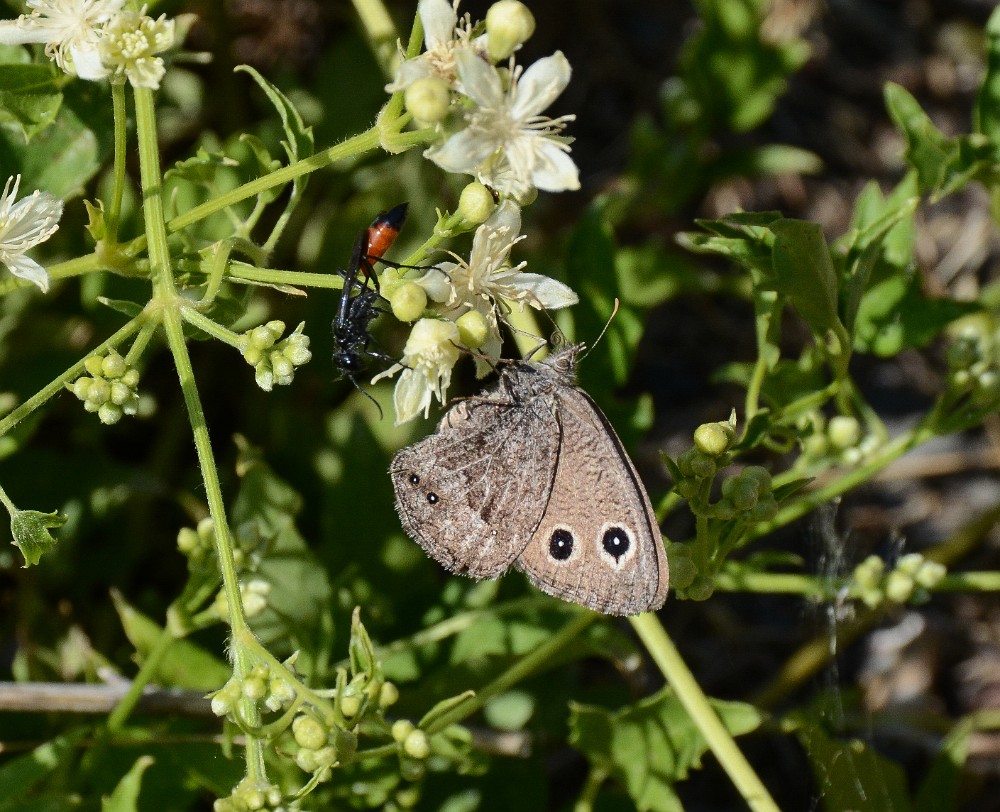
[0,175,63,292]
[386,0,482,93]
[373,318,461,424]
[0,0,123,80]
[425,49,580,199]
[99,10,175,89]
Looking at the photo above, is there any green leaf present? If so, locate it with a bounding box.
[235,65,314,163]
[770,219,843,336]
[569,686,762,811]
[10,508,65,567]
[0,64,62,140]
[418,690,476,729]
[796,722,913,812]
[885,83,953,194]
[101,755,155,812]
[0,730,86,810]
[111,591,231,690]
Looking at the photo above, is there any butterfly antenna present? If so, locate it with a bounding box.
[580,298,620,361]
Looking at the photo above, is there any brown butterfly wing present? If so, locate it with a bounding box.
[514,386,669,615]
[390,389,560,579]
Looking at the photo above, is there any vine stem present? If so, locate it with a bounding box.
[629,613,780,812]
[130,86,266,779]
[422,610,598,735]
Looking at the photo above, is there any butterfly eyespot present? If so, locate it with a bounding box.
[427,492,439,505]
[549,528,574,561]
[409,474,420,485]
[601,526,631,562]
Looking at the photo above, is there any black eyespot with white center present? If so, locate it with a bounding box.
[427,492,439,505]
[599,524,636,568]
[409,474,420,485]
[549,528,574,561]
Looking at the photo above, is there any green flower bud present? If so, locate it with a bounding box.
[914,560,946,589]
[884,570,914,604]
[853,555,885,588]
[399,756,426,782]
[802,434,829,457]
[668,555,697,590]
[458,182,497,225]
[84,355,105,376]
[242,675,267,701]
[122,368,140,387]
[109,380,132,406]
[745,494,777,522]
[685,575,714,601]
[294,747,319,773]
[392,719,415,742]
[706,498,737,520]
[101,352,128,379]
[98,403,123,425]
[87,377,111,404]
[390,282,428,323]
[688,451,716,479]
[396,786,421,809]
[739,466,772,494]
[486,0,536,61]
[72,378,93,400]
[456,309,490,349]
[896,553,924,576]
[827,415,862,450]
[340,691,362,719]
[674,478,699,499]
[292,714,328,750]
[693,421,733,456]
[404,76,451,123]
[722,477,758,511]
[249,324,276,350]
[379,681,400,709]
[314,744,338,767]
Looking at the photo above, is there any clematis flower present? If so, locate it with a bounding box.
[385,0,482,93]
[99,9,175,89]
[373,318,462,424]
[425,49,580,199]
[0,175,63,293]
[0,0,123,80]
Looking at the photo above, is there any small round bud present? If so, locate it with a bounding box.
[314,744,338,767]
[827,415,862,450]
[740,466,772,494]
[98,402,123,425]
[404,76,451,123]
[674,478,699,499]
[403,729,430,759]
[122,368,140,387]
[294,747,319,773]
[915,560,946,589]
[177,527,200,554]
[242,675,267,701]
[379,681,400,709]
[87,377,111,404]
[101,352,128,379]
[458,182,497,225]
[853,555,885,588]
[884,570,915,604]
[392,719,416,743]
[109,380,132,406]
[72,378,93,400]
[722,477,758,511]
[685,576,714,602]
[455,309,490,349]
[896,553,925,576]
[802,434,828,457]
[292,714,328,750]
[340,692,362,719]
[668,555,697,590]
[84,355,105,376]
[390,282,428,323]
[746,494,777,522]
[396,786,421,809]
[693,422,733,456]
[707,499,737,521]
[485,0,536,61]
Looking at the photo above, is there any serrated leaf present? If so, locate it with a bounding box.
[10,508,65,567]
[569,687,762,811]
[885,83,953,194]
[235,65,314,164]
[101,755,154,812]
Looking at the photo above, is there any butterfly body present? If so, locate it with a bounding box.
[390,345,669,616]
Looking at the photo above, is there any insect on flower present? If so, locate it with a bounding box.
[332,203,409,413]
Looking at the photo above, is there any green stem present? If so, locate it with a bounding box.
[228,262,348,290]
[351,0,401,78]
[107,81,128,244]
[422,610,598,735]
[0,317,143,438]
[574,766,609,812]
[180,307,244,349]
[132,86,265,779]
[629,613,780,812]
[106,626,175,731]
[0,482,16,515]
[753,422,937,540]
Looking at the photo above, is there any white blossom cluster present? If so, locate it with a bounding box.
[0,0,177,89]
[376,0,581,424]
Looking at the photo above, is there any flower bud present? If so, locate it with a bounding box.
[404,76,451,123]
[390,282,428,322]
[98,403,123,425]
[486,0,536,61]
[379,681,400,709]
[884,570,914,604]
[84,355,105,376]
[101,352,128,379]
[827,415,862,450]
[693,421,733,457]
[292,714,328,750]
[392,719,415,742]
[458,182,497,225]
[456,310,490,349]
[403,729,430,759]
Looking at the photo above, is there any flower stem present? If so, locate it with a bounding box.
[107,81,128,245]
[132,85,266,780]
[629,613,780,812]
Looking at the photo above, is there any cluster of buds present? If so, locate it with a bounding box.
[853,553,947,609]
[69,350,140,425]
[798,412,878,466]
[212,777,285,812]
[291,713,359,782]
[211,660,298,722]
[391,719,432,782]
[236,321,311,392]
[212,579,271,622]
[947,316,1000,410]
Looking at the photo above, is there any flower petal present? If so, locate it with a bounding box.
[529,139,580,191]
[505,272,578,309]
[425,126,497,175]
[3,253,50,292]
[510,51,571,119]
[418,0,458,48]
[0,20,50,45]
[454,47,502,107]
